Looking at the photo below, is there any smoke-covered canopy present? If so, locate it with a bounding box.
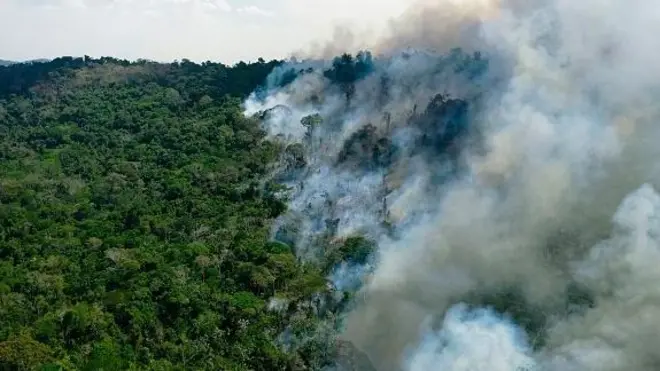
[244,0,660,370]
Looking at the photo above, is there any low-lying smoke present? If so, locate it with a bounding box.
[244,0,660,370]
[405,304,537,371]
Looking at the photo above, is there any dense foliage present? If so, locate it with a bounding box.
[0,57,335,370]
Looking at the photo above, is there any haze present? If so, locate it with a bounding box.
[1,0,410,63]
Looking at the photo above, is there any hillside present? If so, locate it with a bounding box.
[0,56,340,370]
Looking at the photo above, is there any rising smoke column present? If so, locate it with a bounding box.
[244,0,660,370]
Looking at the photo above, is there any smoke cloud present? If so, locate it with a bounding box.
[405,304,537,371]
[244,0,660,370]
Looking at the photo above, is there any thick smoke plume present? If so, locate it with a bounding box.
[244,0,660,370]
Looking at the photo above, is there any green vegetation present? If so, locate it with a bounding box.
[323,237,375,273]
[0,57,332,370]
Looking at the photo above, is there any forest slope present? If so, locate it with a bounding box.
[0,57,331,370]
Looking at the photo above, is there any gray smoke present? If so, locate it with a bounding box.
[244,0,660,370]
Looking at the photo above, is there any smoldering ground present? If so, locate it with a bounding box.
[244,0,660,370]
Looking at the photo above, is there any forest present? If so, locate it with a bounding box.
[0,56,362,370]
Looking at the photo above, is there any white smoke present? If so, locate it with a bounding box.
[244,0,660,370]
[541,184,660,371]
[405,304,537,371]
[393,184,660,371]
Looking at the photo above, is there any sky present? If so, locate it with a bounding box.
[1,0,410,63]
